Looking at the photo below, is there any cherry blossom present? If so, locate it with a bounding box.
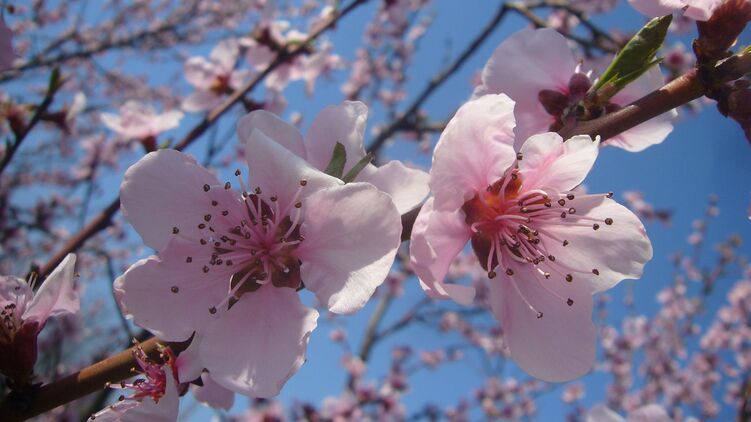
[473,28,676,152]
[100,101,183,142]
[410,94,653,382]
[629,0,721,21]
[115,121,401,397]
[0,254,78,384]
[182,39,249,112]
[237,101,430,214]
[586,404,671,422]
[88,345,179,422]
[0,17,15,70]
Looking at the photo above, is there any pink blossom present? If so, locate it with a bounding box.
[0,17,15,70]
[628,0,721,20]
[88,345,180,422]
[237,101,429,214]
[100,101,183,141]
[474,28,676,152]
[410,94,653,382]
[182,39,249,112]
[0,254,78,384]
[115,119,402,397]
[586,404,671,422]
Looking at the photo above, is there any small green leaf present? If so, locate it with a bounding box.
[324,142,347,178]
[342,153,372,183]
[48,68,62,92]
[591,15,672,101]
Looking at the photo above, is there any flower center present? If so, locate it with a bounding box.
[171,171,307,315]
[462,168,615,317]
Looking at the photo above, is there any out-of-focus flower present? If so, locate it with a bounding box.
[100,101,183,146]
[0,17,16,70]
[629,0,721,21]
[88,345,180,422]
[115,118,401,397]
[238,101,429,214]
[182,39,249,112]
[473,28,676,152]
[410,94,653,382]
[586,404,671,422]
[0,254,78,384]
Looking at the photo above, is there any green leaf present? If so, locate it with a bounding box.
[591,15,672,101]
[48,68,62,92]
[342,152,372,183]
[324,142,347,178]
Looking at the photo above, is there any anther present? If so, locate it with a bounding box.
[255,187,262,194]
[568,207,576,214]
[544,272,551,279]
[516,152,523,160]
[295,202,302,208]
[506,268,514,276]
[171,286,179,293]
[562,240,569,246]
[211,200,218,206]
[592,269,600,275]
[560,212,567,218]
[235,169,241,176]
[172,227,179,234]
[204,214,212,222]
[222,210,229,216]
[186,257,192,263]
[224,182,231,190]
[203,184,210,192]
[606,192,613,198]
[605,218,613,225]
[200,239,207,245]
[198,223,206,229]
[300,179,308,186]
[592,223,600,230]
[558,199,566,206]
[488,271,496,279]
[565,274,573,282]
[566,298,574,306]
[226,260,233,266]
[209,306,217,314]
[521,207,529,213]
[536,312,544,319]
[566,193,575,200]
[202,266,210,273]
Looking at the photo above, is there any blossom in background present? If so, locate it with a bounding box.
[100,101,183,144]
[115,117,401,397]
[586,404,671,422]
[473,28,676,152]
[88,345,180,422]
[238,101,429,214]
[182,39,249,112]
[0,17,15,70]
[629,0,720,20]
[0,254,78,384]
[410,94,653,381]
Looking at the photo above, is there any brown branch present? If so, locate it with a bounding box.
[34,0,371,280]
[367,3,511,153]
[0,337,190,421]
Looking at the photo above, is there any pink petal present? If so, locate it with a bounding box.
[628,0,685,17]
[519,133,599,193]
[628,405,671,422]
[174,334,204,383]
[200,285,318,398]
[608,67,675,152]
[182,91,222,113]
[409,198,475,305]
[25,254,78,325]
[210,39,240,72]
[357,161,430,215]
[684,0,721,21]
[243,128,341,212]
[184,57,215,89]
[192,371,235,410]
[120,149,236,251]
[114,240,229,342]
[0,276,31,310]
[304,101,369,173]
[237,110,307,159]
[490,263,596,382]
[543,195,653,292]
[481,28,576,101]
[297,183,401,314]
[431,94,517,212]
[587,405,625,422]
[0,17,15,70]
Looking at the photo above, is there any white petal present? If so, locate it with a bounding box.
[237,110,307,159]
[357,161,429,215]
[304,101,369,173]
[25,254,78,325]
[519,133,599,193]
